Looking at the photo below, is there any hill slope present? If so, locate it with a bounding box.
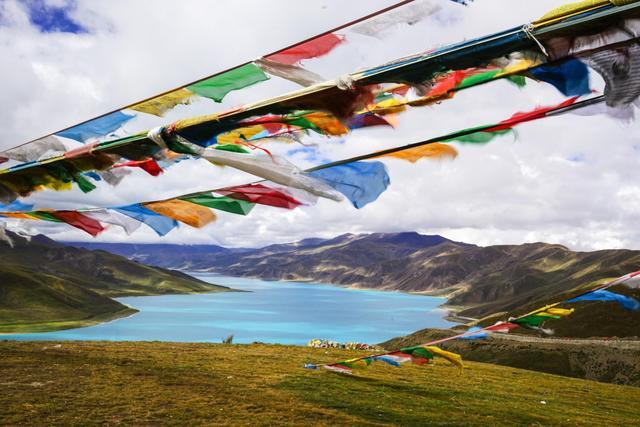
[1,341,639,425]
[0,232,231,332]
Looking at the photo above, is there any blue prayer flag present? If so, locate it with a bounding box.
[309,161,390,209]
[56,111,135,143]
[113,204,177,236]
[566,289,640,311]
[458,326,489,340]
[530,58,591,97]
[0,200,34,212]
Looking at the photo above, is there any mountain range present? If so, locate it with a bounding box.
[69,232,640,337]
[0,231,231,333]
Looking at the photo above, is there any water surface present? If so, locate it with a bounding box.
[5,274,453,345]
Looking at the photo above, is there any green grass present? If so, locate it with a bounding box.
[1,341,639,425]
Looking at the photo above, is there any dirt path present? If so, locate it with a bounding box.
[492,333,640,350]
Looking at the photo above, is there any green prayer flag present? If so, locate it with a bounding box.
[72,172,96,193]
[400,346,434,360]
[456,70,501,91]
[215,144,250,154]
[445,127,512,144]
[514,314,560,327]
[179,193,255,215]
[187,63,269,102]
[28,211,63,222]
[506,75,527,87]
[456,70,527,91]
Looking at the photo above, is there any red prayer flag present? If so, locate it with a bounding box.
[266,33,345,65]
[485,97,578,132]
[113,158,163,176]
[50,211,105,237]
[215,183,302,209]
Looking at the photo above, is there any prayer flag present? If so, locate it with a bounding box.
[566,289,640,311]
[529,58,590,96]
[56,111,135,143]
[309,161,390,209]
[50,211,105,237]
[266,33,344,65]
[215,183,302,209]
[114,204,178,236]
[187,63,269,102]
[143,199,216,228]
[179,193,255,215]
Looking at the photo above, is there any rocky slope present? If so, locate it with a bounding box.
[0,232,231,332]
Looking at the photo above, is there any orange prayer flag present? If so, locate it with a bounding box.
[380,143,458,163]
[143,199,216,228]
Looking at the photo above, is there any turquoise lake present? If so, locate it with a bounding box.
[5,274,454,345]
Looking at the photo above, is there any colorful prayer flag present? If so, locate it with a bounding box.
[187,63,269,103]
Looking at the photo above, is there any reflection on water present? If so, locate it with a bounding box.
[5,274,454,345]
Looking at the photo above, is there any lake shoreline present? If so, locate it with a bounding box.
[3,274,454,343]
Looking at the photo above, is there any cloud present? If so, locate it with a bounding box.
[2,0,640,251]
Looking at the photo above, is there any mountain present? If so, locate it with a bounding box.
[0,231,232,333]
[67,232,640,337]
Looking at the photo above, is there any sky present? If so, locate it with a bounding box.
[1,0,639,250]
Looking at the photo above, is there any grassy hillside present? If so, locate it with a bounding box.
[1,341,639,425]
[0,232,232,332]
[0,264,136,333]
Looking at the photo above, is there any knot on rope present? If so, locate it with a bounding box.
[336,74,355,90]
[522,23,550,57]
[147,126,168,149]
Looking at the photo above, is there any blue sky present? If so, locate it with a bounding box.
[19,0,87,33]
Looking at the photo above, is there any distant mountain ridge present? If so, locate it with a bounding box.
[67,232,640,337]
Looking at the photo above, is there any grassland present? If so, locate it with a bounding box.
[1,341,639,426]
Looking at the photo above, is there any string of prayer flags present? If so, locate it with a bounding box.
[312,269,640,376]
[0,52,612,201]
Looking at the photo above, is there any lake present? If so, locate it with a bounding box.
[5,274,454,345]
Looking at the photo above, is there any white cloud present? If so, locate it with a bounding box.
[2,0,640,251]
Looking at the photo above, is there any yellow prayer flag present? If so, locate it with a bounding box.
[130,89,194,117]
[425,346,464,369]
[544,308,575,317]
